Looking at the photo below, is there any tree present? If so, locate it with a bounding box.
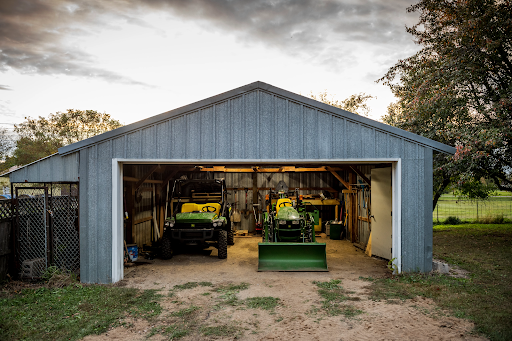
[308,91,375,116]
[0,127,15,173]
[379,0,512,208]
[13,109,122,166]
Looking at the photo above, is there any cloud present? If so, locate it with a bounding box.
[0,0,419,82]
[0,0,150,86]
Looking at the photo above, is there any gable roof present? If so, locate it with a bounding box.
[58,81,455,156]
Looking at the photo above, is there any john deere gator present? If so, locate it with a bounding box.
[258,188,328,271]
[161,179,233,260]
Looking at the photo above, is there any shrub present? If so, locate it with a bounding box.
[444,216,462,225]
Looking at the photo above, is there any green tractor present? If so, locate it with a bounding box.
[258,187,328,271]
[161,179,233,260]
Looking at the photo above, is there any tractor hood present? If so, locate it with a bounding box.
[175,212,217,223]
[277,207,301,220]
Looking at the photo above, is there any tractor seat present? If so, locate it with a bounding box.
[197,203,221,215]
[181,203,200,213]
[276,198,293,214]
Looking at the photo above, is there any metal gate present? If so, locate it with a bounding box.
[15,184,79,279]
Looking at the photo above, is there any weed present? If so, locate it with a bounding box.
[214,282,250,308]
[200,324,240,338]
[170,305,200,318]
[164,323,189,339]
[245,297,281,311]
[312,280,362,318]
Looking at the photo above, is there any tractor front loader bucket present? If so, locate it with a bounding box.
[258,242,328,271]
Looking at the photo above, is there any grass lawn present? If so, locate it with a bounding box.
[363,223,512,341]
[0,283,162,341]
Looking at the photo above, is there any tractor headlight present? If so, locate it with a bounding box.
[279,220,286,225]
[170,221,175,227]
[292,220,300,224]
[213,222,218,227]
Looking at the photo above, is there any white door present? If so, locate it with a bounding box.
[371,167,392,260]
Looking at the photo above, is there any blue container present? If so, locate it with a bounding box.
[127,244,138,261]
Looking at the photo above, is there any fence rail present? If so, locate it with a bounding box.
[434,196,512,223]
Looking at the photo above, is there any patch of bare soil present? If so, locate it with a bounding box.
[82,236,486,341]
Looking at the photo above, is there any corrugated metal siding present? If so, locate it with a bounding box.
[9,153,79,183]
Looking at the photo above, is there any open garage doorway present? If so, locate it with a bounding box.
[111,160,401,282]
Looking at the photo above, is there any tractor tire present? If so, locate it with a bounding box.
[161,235,173,260]
[227,228,235,245]
[218,230,228,259]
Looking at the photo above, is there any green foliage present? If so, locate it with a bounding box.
[379,0,512,202]
[444,216,462,225]
[366,224,512,340]
[0,285,162,341]
[308,91,375,116]
[13,109,122,166]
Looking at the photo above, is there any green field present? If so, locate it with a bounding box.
[434,194,512,223]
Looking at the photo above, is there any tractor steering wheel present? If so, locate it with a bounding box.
[202,205,217,213]
[278,202,291,208]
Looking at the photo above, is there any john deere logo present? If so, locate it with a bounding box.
[191,224,195,227]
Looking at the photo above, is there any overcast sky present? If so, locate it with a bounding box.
[0,0,420,131]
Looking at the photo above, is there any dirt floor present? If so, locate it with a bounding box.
[83,235,485,341]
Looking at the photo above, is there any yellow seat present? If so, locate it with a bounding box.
[276,198,293,214]
[197,203,221,215]
[181,203,200,213]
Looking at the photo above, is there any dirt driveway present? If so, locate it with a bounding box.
[84,236,484,341]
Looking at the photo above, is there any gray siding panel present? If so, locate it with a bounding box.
[97,142,112,283]
[423,148,433,272]
[231,96,244,159]
[171,116,186,159]
[288,102,303,158]
[186,112,200,158]
[142,126,155,158]
[9,153,79,183]
[216,101,231,159]
[304,107,318,159]
[318,113,332,159]
[332,117,346,159]
[244,91,258,158]
[346,121,361,158]
[156,121,169,158]
[126,131,141,159]
[361,126,375,158]
[259,92,274,158]
[275,97,289,159]
[200,106,215,159]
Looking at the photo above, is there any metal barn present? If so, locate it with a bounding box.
[5,81,455,283]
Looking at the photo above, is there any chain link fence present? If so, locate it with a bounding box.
[13,183,79,279]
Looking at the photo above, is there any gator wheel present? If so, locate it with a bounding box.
[227,228,234,245]
[218,230,228,259]
[161,235,173,260]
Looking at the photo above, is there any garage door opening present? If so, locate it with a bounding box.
[111,160,401,282]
